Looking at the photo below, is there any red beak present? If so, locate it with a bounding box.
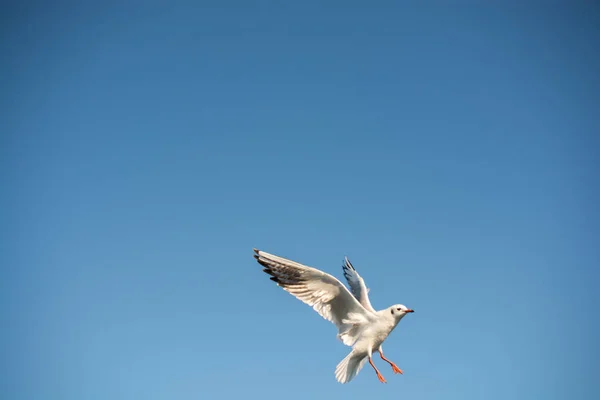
[406,309,414,313]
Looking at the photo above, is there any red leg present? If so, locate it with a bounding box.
[368,357,387,383]
[379,350,403,374]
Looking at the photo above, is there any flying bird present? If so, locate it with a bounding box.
[253,249,414,384]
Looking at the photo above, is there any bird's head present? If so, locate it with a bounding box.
[389,304,414,320]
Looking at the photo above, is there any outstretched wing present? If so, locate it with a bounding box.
[342,257,376,313]
[253,249,375,344]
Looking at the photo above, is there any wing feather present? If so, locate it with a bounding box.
[342,257,376,313]
[253,249,374,345]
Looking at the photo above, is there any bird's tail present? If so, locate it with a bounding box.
[335,351,368,384]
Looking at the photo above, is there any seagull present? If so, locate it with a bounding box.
[253,249,414,384]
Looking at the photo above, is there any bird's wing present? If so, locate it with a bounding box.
[253,249,375,332]
[342,257,377,313]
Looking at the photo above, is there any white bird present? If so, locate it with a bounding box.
[253,249,414,384]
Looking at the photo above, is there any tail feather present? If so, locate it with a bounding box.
[335,351,368,384]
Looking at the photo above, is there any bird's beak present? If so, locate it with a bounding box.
[406,309,414,313]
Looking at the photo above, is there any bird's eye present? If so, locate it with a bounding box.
[396,308,401,311]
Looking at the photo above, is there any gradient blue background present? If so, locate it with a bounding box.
[2,1,599,399]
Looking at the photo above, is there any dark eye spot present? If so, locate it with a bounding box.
[391,309,394,315]
[396,308,401,311]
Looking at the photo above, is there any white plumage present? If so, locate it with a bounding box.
[253,249,414,384]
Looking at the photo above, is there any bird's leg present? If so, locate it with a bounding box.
[368,357,387,383]
[379,350,403,374]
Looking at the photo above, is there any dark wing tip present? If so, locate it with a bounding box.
[342,259,352,281]
[343,256,355,271]
[256,259,269,268]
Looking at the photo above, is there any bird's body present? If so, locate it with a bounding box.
[355,310,397,353]
[253,249,414,384]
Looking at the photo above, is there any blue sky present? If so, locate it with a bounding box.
[2,1,599,399]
